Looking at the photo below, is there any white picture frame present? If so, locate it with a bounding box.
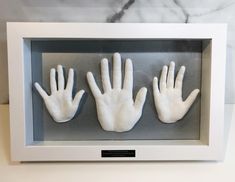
[7,23,227,161]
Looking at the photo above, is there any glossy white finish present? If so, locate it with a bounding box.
[153,61,200,123]
[34,65,85,123]
[7,23,226,161]
[87,53,147,132]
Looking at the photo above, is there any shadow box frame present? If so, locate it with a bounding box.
[7,23,227,161]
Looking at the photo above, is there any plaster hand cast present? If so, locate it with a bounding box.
[153,61,200,123]
[87,53,147,132]
[34,65,85,123]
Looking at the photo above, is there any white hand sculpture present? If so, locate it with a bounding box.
[153,61,200,123]
[87,53,147,132]
[34,65,85,123]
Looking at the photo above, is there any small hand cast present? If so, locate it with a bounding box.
[153,61,199,123]
[35,65,84,123]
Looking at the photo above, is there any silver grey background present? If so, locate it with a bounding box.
[31,39,201,141]
[1,0,234,104]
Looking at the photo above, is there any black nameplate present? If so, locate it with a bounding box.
[101,150,136,157]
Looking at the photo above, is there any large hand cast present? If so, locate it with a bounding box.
[87,53,147,132]
[34,65,85,123]
[153,61,199,123]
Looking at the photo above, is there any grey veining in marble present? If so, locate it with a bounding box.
[0,0,235,103]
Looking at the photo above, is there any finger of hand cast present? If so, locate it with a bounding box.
[87,72,102,98]
[50,68,57,94]
[166,61,175,88]
[101,58,112,92]
[153,77,160,98]
[184,89,200,111]
[57,65,65,90]
[34,82,48,99]
[66,68,74,93]
[113,52,122,89]
[73,89,85,109]
[134,87,147,111]
[123,58,133,92]
[160,65,167,92]
[175,66,186,89]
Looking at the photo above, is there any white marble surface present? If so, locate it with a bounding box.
[0,0,235,103]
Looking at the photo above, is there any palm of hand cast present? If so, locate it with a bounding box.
[87,53,147,132]
[34,65,85,123]
[153,62,199,123]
